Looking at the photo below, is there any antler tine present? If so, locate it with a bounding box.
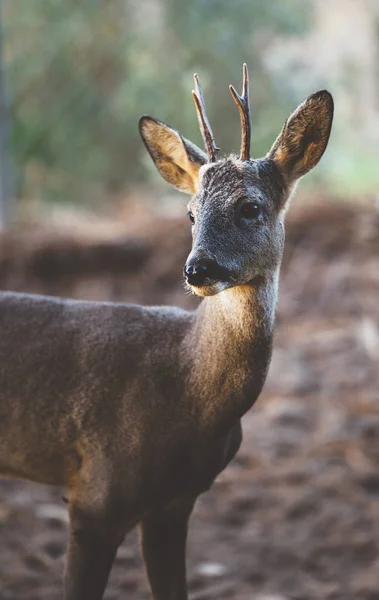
[229,63,251,161]
[192,74,219,163]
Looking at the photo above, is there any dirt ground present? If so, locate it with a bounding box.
[0,196,378,600]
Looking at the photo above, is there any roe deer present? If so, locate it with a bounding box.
[0,65,333,599]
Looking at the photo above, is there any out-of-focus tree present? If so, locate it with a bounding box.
[2,0,313,206]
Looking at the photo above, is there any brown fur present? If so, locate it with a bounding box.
[0,81,333,600]
[267,90,334,181]
[140,117,207,193]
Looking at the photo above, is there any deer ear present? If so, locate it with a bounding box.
[139,116,207,194]
[267,90,333,183]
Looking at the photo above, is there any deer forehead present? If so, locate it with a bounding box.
[190,157,285,212]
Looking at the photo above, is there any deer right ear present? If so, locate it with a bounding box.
[139,116,207,194]
[267,90,334,184]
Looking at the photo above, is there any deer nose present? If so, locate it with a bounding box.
[184,258,217,286]
[184,263,208,286]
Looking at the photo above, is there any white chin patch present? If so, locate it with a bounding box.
[189,281,228,297]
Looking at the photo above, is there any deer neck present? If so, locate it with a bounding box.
[185,270,279,429]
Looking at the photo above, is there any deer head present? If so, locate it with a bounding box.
[139,65,333,297]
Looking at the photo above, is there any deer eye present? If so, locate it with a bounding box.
[240,202,261,220]
[188,211,195,225]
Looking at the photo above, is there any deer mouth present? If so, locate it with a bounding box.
[183,255,236,296]
[184,270,236,297]
[186,280,231,297]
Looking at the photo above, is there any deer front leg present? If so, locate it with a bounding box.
[64,503,126,600]
[139,498,195,600]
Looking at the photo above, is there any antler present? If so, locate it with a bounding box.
[229,63,251,161]
[192,74,219,163]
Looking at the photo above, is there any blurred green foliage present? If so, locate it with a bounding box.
[3,0,312,205]
[4,0,378,207]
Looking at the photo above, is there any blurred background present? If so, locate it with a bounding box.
[0,1,378,599]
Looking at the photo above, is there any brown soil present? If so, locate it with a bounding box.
[0,196,378,600]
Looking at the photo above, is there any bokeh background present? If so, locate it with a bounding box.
[0,1,378,599]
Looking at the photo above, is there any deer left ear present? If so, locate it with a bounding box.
[267,90,334,183]
[139,116,207,194]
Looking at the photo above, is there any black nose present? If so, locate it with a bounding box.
[184,261,210,286]
[184,256,225,286]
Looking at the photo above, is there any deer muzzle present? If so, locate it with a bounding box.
[184,253,231,288]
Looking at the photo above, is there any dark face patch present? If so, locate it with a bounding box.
[186,157,287,293]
